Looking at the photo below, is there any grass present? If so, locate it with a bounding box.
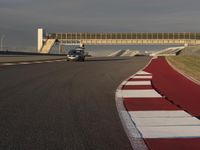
[167,56,200,82]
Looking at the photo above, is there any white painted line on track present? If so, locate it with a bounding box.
[0,59,64,67]
[115,88,148,150]
[55,59,64,62]
[129,110,191,118]
[18,62,31,65]
[138,126,200,138]
[44,60,54,63]
[121,90,162,98]
[132,76,152,79]
[125,81,151,86]
[1,63,16,66]
[115,58,157,149]
[116,89,123,98]
[33,61,43,64]
[132,117,200,127]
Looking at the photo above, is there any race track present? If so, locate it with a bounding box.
[0,57,150,150]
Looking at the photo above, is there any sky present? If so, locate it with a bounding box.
[0,0,200,50]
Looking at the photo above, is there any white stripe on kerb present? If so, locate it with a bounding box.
[121,90,162,98]
[125,81,151,86]
[132,117,200,127]
[138,126,200,138]
[132,76,152,79]
[129,111,191,118]
[152,56,158,59]
[121,81,127,86]
[129,110,200,138]
[136,71,151,75]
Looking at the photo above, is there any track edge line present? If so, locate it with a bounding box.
[115,57,153,150]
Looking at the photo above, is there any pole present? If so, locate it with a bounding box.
[1,35,5,51]
[59,43,61,54]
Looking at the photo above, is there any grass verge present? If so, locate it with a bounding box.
[167,56,200,82]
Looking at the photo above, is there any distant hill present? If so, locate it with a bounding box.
[179,46,200,56]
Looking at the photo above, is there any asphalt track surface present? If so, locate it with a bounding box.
[0,56,150,150]
[0,55,66,63]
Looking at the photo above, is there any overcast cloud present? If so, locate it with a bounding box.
[0,0,200,49]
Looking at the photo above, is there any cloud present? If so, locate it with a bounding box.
[0,0,200,48]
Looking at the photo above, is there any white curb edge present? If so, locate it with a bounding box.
[115,57,154,150]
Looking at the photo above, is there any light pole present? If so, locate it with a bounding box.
[1,35,5,51]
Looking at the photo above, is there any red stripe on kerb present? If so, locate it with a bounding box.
[122,85,153,90]
[145,138,200,150]
[124,98,180,111]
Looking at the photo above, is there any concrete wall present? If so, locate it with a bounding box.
[37,28,44,52]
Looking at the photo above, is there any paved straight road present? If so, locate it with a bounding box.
[0,57,150,150]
